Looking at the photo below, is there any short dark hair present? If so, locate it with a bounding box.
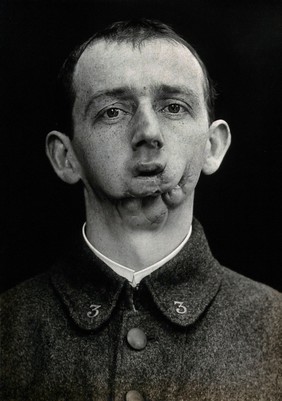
[55,19,216,138]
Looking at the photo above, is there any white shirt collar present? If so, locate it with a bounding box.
[82,223,192,287]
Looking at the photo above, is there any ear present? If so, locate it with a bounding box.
[202,119,231,175]
[45,131,81,184]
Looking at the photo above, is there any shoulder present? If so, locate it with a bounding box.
[1,272,53,307]
[215,265,282,335]
[219,265,281,306]
[0,270,65,396]
[0,271,58,331]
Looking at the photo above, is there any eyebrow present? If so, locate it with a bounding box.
[83,88,131,118]
[83,84,200,118]
[158,84,200,99]
[157,84,201,109]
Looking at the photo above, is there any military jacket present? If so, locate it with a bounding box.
[1,220,281,400]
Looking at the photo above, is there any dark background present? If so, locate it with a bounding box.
[1,0,281,293]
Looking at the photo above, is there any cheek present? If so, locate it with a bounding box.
[162,137,207,208]
[75,127,123,165]
[73,130,129,191]
[169,126,207,169]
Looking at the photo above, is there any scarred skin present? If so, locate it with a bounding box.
[46,38,230,268]
[116,163,197,227]
[72,40,209,222]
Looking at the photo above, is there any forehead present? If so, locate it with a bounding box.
[73,38,206,104]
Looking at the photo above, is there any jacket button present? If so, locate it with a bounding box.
[125,390,144,401]
[127,328,147,350]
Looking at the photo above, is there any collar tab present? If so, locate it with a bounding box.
[51,241,126,331]
[144,220,223,327]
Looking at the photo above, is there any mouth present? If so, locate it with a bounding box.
[134,162,165,178]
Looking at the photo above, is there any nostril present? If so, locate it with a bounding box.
[151,140,161,148]
[133,139,147,149]
[133,139,162,150]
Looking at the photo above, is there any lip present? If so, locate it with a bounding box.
[134,162,165,177]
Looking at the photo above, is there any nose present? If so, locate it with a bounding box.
[131,107,164,151]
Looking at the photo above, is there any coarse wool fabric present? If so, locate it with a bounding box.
[0,219,281,401]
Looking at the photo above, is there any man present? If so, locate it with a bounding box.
[0,19,281,401]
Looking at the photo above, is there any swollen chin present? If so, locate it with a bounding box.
[162,180,191,208]
[117,196,169,228]
[162,185,183,207]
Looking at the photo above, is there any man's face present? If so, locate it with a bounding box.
[71,39,210,205]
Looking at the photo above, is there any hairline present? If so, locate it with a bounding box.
[55,21,216,138]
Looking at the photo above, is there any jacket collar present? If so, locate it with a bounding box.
[143,220,223,327]
[51,241,126,331]
[50,219,223,331]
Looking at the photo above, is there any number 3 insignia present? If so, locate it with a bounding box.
[87,304,101,319]
[174,301,187,314]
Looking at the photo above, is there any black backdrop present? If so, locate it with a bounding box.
[1,0,282,293]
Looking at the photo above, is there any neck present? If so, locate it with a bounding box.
[84,191,193,271]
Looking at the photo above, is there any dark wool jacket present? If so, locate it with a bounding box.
[0,220,281,401]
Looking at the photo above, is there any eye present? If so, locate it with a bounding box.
[95,107,128,124]
[104,108,121,118]
[94,104,132,125]
[161,103,187,115]
[167,104,181,113]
